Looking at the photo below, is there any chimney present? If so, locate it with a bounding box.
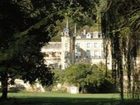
[83,29,86,35]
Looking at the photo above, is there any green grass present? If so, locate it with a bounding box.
[0,92,139,105]
[8,92,120,99]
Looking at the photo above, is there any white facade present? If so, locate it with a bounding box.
[74,31,112,69]
[75,39,104,62]
[41,42,61,69]
[61,36,71,69]
[42,30,112,70]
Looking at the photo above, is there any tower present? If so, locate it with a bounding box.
[61,19,76,70]
[61,18,71,69]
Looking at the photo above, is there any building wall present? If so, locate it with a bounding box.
[74,35,112,69]
[41,42,61,69]
[61,36,71,69]
[42,31,112,70]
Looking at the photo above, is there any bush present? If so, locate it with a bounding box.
[53,63,117,93]
[79,78,116,93]
[98,78,116,93]
[9,84,25,93]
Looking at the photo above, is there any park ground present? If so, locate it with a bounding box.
[0,92,140,105]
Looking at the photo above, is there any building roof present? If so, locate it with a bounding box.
[41,42,61,52]
[76,31,102,39]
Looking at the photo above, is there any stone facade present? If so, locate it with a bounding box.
[41,29,112,70]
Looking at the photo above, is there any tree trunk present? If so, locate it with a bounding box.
[127,40,132,97]
[105,44,108,77]
[1,72,8,99]
[117,36,124,101]
[120,69,124,101]
[127,53,132,97]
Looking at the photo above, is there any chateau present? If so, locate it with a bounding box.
[41,24,112,70]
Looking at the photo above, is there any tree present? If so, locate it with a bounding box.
[102,0,140,100]
[55,63,114,93]
[0,0,56,99]
[0,0,100,99]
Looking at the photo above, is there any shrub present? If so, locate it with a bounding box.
[53,63,116,93]
[8,84,25,93]
[98,78,116,93]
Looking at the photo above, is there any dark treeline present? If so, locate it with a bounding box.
[0,0,139,101]
[101,0,140,100]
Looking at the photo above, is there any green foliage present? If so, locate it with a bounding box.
[102,0,140,100]
[50,0,103,42]
[53,69,65,84]
[8,84,26,93]
[0,0,103,99]
[54,63,115,93]
[0,0,59,86]
[65,63,91,87]
[0,0,99,87]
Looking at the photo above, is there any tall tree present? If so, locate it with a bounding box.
[102,0,140,100]
[0,0,56,99]
[0,0,99,99]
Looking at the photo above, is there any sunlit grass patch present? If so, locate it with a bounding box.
[0,92,139,105]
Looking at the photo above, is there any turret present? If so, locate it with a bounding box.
[63,18,69,36]
[61,19,76,69]
[61,18,71,69]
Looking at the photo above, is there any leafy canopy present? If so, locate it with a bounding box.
[54,63,113,89]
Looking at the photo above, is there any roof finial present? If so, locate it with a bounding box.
[63,17,69,36]
[66,17,69,29]
[74,23,77,36]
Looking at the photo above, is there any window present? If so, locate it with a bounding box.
[86,50,90,58]
[101,51,104,58]
[94,50,101,58]
[65,43,68,49]
[93,32,98,38]
[94,43,98,48]
[94,43,101,48]
[76,43,80,47]
[65,43,67,47]
[77,52,81,56]
[87,43,90,48]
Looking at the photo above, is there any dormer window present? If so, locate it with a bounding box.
[93,31,99,38]
[63,28,69,36]
[98,33,102,38]
[86,33,91,38]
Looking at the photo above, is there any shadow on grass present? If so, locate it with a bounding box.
[0,96,140,105]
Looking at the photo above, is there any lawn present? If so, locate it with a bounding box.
[0,92,139,105]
